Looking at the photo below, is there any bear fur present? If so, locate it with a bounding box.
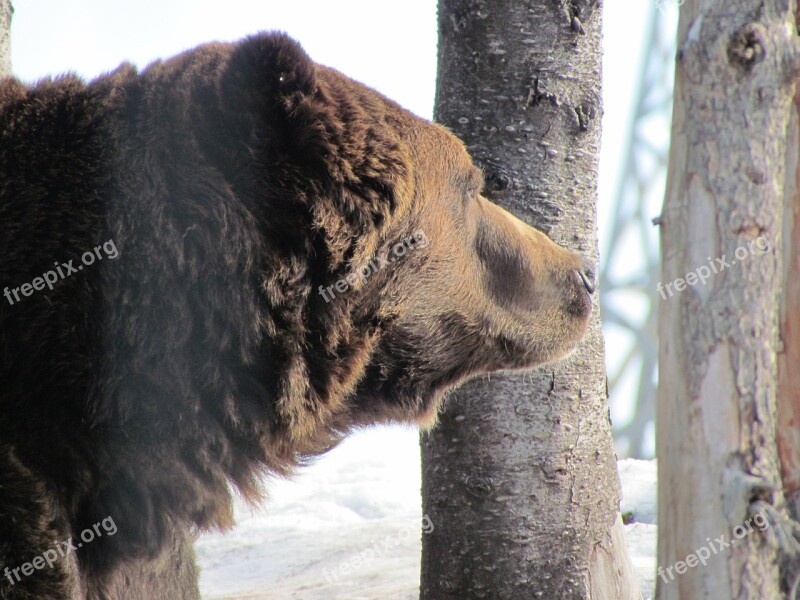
[0,32,594,599]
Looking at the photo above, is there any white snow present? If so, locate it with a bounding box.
[619,459,658,600]
[196,428,657,599]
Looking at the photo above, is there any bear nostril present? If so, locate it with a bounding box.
[578,261,596,295]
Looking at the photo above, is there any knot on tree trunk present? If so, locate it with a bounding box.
[728,23,767,72]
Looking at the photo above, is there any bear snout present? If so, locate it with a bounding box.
[564,263,595,320]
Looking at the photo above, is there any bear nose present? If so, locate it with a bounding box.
[578,260,596,294]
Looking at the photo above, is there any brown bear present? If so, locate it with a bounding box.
[0,32,595,599]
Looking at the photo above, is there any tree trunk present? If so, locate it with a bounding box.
[0,1,10,76]
[657,1,800,598]
[778,84,800,596]
[420,1,640,598]
[777,9,800,592]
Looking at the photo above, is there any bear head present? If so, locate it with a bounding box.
[216,33,595,443]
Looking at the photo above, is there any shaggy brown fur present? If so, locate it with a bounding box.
[0,32,595,598]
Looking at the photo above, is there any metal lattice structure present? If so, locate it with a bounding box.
[601,5,678,458]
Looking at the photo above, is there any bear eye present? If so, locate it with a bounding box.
[460,169,484,206]
[469,170,485,197]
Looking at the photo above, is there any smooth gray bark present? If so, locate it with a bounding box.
[420,1,640,598]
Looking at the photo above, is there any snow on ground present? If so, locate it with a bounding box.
[619,459,658,599]
[196,427,657,599]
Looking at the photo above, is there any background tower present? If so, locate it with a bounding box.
[601,4,678,457]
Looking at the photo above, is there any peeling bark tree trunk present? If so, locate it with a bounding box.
[420,1,640,598]
[657,1,800,598]
[777,85,800,593]
[777,9,800,592]
[0,1,11,76]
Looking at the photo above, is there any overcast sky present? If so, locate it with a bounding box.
[9,1,650,174]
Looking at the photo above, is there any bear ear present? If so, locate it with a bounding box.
[224,32,316,99]
[217,32,319,133]
[217,32,344,181]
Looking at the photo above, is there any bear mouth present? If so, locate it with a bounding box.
[347,294,594,427]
